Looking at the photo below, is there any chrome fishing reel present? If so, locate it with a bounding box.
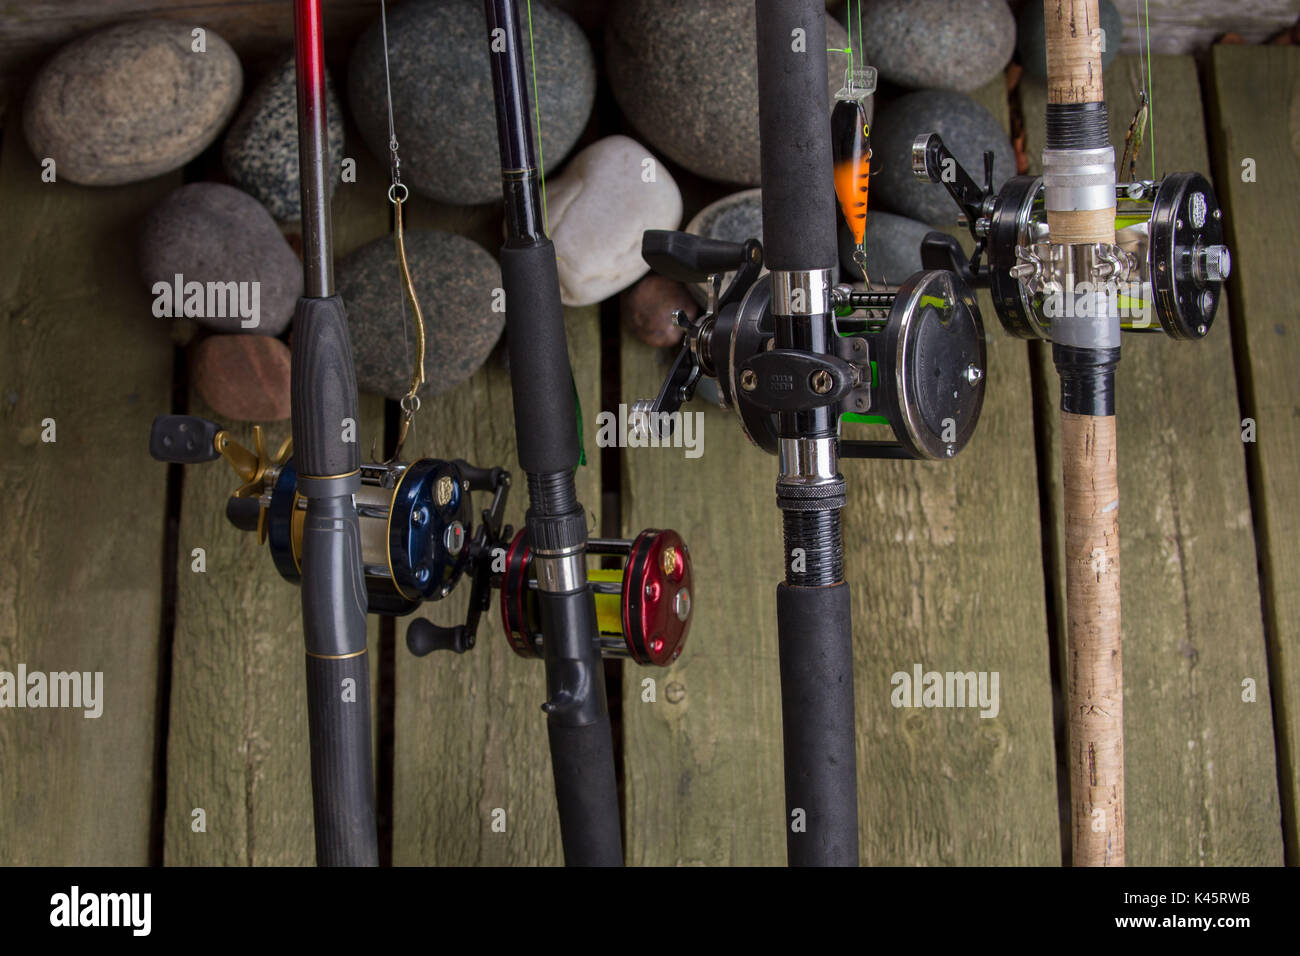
[911,133,1231,341]
[148,414,507,619]
[633,229,987,461]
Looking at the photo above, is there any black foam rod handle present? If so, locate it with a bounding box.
[755,0,837,272]
[776,581,859,866]
[641,230,747,283]
[149,414,222,463]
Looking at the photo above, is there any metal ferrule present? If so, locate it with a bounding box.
[779,436,839,485]
[1042,147,1116,213]
[533,549,587,594]
[771,269,833,317]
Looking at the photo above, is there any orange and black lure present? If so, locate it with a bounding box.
[831,67,877,284]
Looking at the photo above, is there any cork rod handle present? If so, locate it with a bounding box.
[1062,411,1124,866]
[1044,0,1106,105]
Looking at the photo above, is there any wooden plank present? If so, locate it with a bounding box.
[619,341,788,866]
[1022,54,1284,864]
[620,76,1060,865]
[852,77,1060,865]
[392,199,599,865]
[0,1,377,77]
[0,119,174,862]
[163,143,388,865]
[1208,45,1300,860]
[1116,0,1296,55]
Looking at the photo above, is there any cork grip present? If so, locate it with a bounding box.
[1044,0,1106,105]
[1048,208,1115,245]
[1061,411,1124,866]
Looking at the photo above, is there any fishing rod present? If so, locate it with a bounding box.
[474,0,628,867]
[915,1,1231,866]
[147,0,482,866]
[635,0,988,866]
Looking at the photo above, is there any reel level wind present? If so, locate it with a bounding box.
[911,132,1231,341]
[634,230,986,461]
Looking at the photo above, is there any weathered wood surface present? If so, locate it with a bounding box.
[0,1,377,77]
[1022,54,1284,864]
[1208,45,1300,861]
[621,77,1061,865]
[1115,0,1297,55]
[0,118,174,863]
[391,197,600,865]
[163,144,387,865]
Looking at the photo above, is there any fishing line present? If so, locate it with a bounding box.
[526,0,549,233]
[1141,0,1156,178]
[380,0,426,462]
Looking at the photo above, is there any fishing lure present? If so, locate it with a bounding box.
[832,65,877,284]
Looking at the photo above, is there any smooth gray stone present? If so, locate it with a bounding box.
[223,54,345,222]
[872,90,1013,226]
[846,0,1015,92]
[139,183,301,336]
[24,20,242,186]
[606,0,850,184]
[348,0,595,205]
[336,230,504,400]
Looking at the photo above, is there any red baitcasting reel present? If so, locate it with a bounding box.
[500,530,692,667]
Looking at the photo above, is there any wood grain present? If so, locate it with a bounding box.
[0,117,174,863]
[1023,54,1284,864]
[1208,45,1300,860]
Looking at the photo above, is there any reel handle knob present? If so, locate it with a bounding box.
[225,495,262,533]
[452,459,505,493]
[406,618,474,656]
[149,414,222,464]
[642,229,747,284]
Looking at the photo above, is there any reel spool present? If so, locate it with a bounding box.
[499,529,693,667]
[148,414,503,618]
[635,230,988,463]
[259,458,475,616]
[912,134,1231,342]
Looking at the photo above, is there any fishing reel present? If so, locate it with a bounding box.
[406,525,694,665]
[911,132,1231,341]
[634,229,986,460]
[147,413,507,621]
[494,529,692,666]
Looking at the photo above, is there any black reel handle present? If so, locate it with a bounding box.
[407,619,474,655]
[149,414,222,464]
[642,229,748,284]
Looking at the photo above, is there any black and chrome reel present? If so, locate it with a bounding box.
[632,229,987,462]
[911,132,1231,342]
